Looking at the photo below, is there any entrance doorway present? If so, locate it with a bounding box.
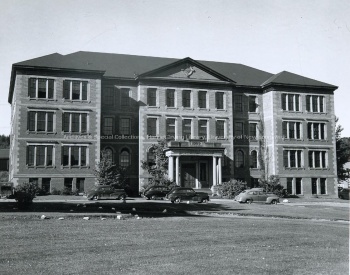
[181,163,196,188]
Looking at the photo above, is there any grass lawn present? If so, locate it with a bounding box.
[0,215,348,275]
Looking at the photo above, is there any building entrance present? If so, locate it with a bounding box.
[181,163,196,188]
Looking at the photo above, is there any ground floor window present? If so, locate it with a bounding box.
[312,178,327,195]
[64,178,73,191]
[29,178,39,185]
[287,178,303,195]
[42,178,51,193]
[76,178,85,193]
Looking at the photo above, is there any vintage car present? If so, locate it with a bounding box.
[84,185,126,201]
[166,187,210,203]
[142,185,170,200]
[235,188,279,204]
[338,188,349,200]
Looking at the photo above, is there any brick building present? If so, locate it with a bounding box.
[8,52,338,197]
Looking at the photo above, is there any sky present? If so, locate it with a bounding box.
[0,0,349,136]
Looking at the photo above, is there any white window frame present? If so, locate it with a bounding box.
[29,78,55,100]
[61,144,89,167]
[26,143,55,167]
[216,119,227,139]
[309,150,328,168]
[63,111,90,134]
[283,121,302,139]
[63,80,89,101]
[284,149,304,168]
[282,93,301,111]
[28,109,56,133]
[166,117,178,140]
[307,122,327,140]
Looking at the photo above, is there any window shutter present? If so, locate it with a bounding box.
[295,95,300,111]
[282,122,287,138]
[63,113,70,132]
[320,96,324,112]
[28,78,36,98]
[63,80,70,99]
[48,79,54,99]
[47,146,53,166]
[306,95,310,111]
[81,114,87,133]
[47,113,53,132]
[283,150,288,167]
[82,82,88,100]
[281,94,286,110]
[28,111,36,131]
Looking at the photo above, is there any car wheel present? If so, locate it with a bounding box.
[151,195,157,200]
[118,194,126,200]
[271,199,278,205]
[201,198,208,203]
[174,197,181,203]
[246,199,253,204]
[93,195,99,201]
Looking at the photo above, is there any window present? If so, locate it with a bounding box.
[198,120,208,140]
[282,121,302,139]
[198,91,207,108]
[147,118,157,137]
[63,80,88,100]
[28,78,54,99]
[235,122,244,137]
[62,146,88,167]
[27,145,53,167]
[103,117,113,135]
[42,178,51,193]
[120,148,130,167]
[182,90,191,108]
[216,120,225,139]
[63,113,88,133]
[29,178,39,185]
[166,118,176,140]
[287,178,302,195]
[306,95,324,112]
[249,123,257,140]
[250,150,258,168]
[215,92,224,109]
[283,150,303,168]
[76,178,85,193]
[309,151,327,168]
[64,178,73,190]
[103,87,115,106]
[296,178,302,195]
[234,95,243,112]
[312,178,326,195]
[166,89,175,107]
[307,123,326,140]
[182,119,192,140]
[121,88,130,107]
[249,96,257,112]
[235,150,244,168]
[120,118,131,135]
[28,111,54,132]
[147,88,157,106]
[281,94,300,111]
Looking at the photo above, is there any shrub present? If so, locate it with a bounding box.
[51,188,62,195]
[62,187,73,195]
[258,175,287,197]
[217,179,247,199]
[14,182,40,208]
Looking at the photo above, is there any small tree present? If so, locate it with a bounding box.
[141,139,174,187]
[94,150,128,188]
[258,175,286,197]
[335,117,350,182]
[217,179,247,199]
[14,181,40,208]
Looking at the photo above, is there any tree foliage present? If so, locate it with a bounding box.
[94,150,128,188]
[141,139,174,186]
[258,175,286,197]
[0,135,10,149]
[336,117,350,182]
[217,179,247,199]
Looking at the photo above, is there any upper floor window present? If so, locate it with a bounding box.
[235,122,244,137]
[234,95,243,112]
[182,90,191,108]
[62,145,88,167]
[216,120,225,139]
[120,88,130,107]
[103,117,113,135]
[309,151,327,168]
[28,78,54,99]
[166,118,176,140]
[120,148,130,167]
[249,96,257,112]
[28,111,54,132]
[63,80,88,101]
[147,88,157,106]
[307,122,326,140]
[283,150,303,168]
[235,150,244,168]
[282,94,300,111]
[198,91,207,108]
[215,92,224,109]
[63,112,88,133]
[120,118,131,135]
[166,89,175,107]
[147,118,157,137]
[306,95,324,113]
[182,119,192,140]
[250,150,258,168]
[282,121,302,139]
[27,144,53,167]
[249,123,257,140]
[103,87,115,106]
[198,120,208,140]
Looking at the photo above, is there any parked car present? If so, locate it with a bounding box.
[166,187,210,203]
[142,185,170,200]
[235,188,279,204]
[338,188,349,200]
[84,185,126,200]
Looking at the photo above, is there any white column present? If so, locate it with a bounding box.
[218,157,222,185]
[175,156,180,185]
[168,156,174,181]
[212,156,217,186]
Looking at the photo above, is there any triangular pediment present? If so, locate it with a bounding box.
[138,58,235,83]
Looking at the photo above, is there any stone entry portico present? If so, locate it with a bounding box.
[165,141,225,189]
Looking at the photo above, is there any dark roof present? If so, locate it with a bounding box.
[262,71,337,89]
[0,149,9,159]
[10,51,337,103]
